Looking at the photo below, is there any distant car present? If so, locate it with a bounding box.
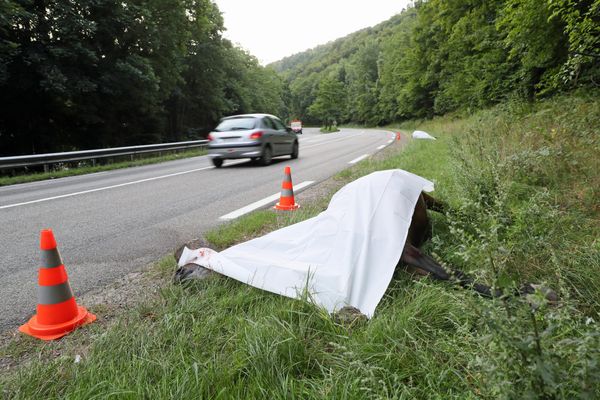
[207,114,299,168]
[290,120,303,134]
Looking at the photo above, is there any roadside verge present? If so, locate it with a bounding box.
[3,92,598,398]
[0,132,408,374]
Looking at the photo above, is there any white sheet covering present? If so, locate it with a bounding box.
[178,169,434,317]
[412,130,436,140]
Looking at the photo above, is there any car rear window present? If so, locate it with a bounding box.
[215,117,257,131]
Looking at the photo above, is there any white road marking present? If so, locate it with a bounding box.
[219,180,315,220]
[387,140,393,144]
[376,145,386,150]
[348,154,369,164]
[0,166,216,210]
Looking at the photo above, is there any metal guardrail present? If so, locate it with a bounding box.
[0,139,209,171]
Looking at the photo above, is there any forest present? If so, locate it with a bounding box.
[0,0,286,156]
[1,0,598,156]
[273,0,599,126]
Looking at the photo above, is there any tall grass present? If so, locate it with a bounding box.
[1,92,599,398]
[397,91,600,397]
[409,91,600,311]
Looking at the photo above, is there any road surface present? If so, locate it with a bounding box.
[0,128,396,331]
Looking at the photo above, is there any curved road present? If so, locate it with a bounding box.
[0,128,396,331]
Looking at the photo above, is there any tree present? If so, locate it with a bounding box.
[345,41,381,125]
[0,0,287,156]
[434,0,514,112]
[548,0,600,88]
[308,75,346,129]
[498,0,568,98]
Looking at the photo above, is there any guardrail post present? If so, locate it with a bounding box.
[43,164,49,173]
[92,159,96,167]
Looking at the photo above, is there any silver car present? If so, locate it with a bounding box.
[207,114,299,168]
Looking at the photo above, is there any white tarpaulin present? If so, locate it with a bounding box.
[178,169,434,317]
[412,130,436,140]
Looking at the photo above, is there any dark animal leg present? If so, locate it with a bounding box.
[400,244,450,280]
[400,243,502,298]
[421,192,447,214]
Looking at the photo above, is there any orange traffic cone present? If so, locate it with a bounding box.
[274,166,300,210]
[396,132,401,141]
[19,229,96,340]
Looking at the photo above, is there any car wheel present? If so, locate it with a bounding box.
[260,146,272,166]
[212,158,223,168]
[290,141,299,159]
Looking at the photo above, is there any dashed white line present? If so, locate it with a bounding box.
[219,180,315,220]
[0,166,215,210]
[348,154,369,165]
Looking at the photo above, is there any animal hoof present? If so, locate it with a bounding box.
[520,283,559,305]
[531,284,559,303]
[174,263,212,284]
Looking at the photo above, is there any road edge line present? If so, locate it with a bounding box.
[219,180,315,220]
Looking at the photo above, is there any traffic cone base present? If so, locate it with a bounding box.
[19,305,96,341]
[19,229,96,341]
[274,202,300,211]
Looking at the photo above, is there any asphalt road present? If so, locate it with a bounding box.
[0,128,395,332]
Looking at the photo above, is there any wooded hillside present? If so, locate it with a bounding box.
[0,0,286,156]
[272,0,599,126]
[1,0,598,156]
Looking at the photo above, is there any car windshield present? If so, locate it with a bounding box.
[214,117,256,131]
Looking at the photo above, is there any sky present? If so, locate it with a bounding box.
[213,0,412,65]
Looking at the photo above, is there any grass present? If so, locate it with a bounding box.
[319,126,340,133]
[0,148,207,187]
[1,91,599,398]
[206,207,329,251]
